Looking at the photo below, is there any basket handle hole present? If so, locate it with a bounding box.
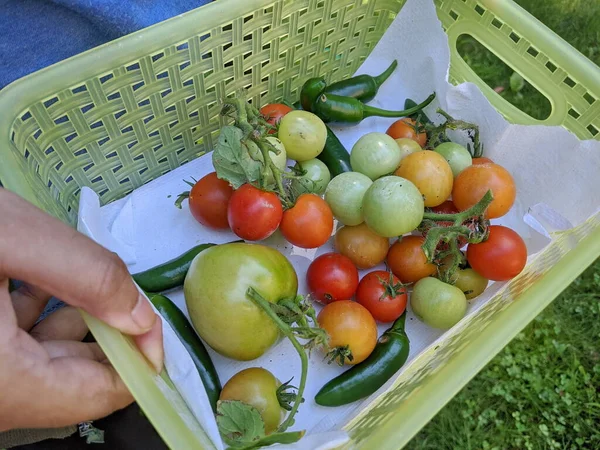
[456,34,552,121]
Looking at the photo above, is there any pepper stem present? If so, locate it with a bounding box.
[373,59,398,88]
[363,93,436,119]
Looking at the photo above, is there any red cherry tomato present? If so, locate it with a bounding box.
[187,172,234,229]
[356,270,407,323]
[227,184,283,241]
[280,194,334,249]
[467,225,527,281]
[307,253,359,304]
[260,103,293,134]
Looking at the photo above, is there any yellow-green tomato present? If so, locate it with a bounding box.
[324,171,373,226]
[395,137,422,161]
[411,277,467,329]
[184,243,298,361]
[265,136,287,186]
[434,142,473,177]
[361,176,424,237]
[454,268,488,299]
[278,110,327,162]
[350,132,402,180]
[219,367,284,435]
[290,158,331,195]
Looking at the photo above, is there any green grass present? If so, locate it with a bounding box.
[456,0,600,121]
[406,1,600,448]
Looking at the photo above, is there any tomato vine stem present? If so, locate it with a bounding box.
[246,287,326,432]
[419,190,493,282]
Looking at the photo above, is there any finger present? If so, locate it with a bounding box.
[5,357,134,430]
[30,306,88,341]
[0,189,162,368]
[133,318,164,373]
[10,283,52,331]
[41,341,106,361]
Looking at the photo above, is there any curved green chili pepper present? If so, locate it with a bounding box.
[300,77,327,111]
[315,312,410,407]
[324,60,398,103]
[132,243,217,292]
[149,294,221,412]
[312,92,436,124]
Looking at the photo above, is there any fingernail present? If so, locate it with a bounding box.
[131,293,156,331]
[135,319,164,373]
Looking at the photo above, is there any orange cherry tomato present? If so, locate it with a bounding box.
[452,163,516,219]
[386,118,427,147]
[387,235,437,284]
[394,150,454,207]
[318,300,378,365]
[280,194,334,249]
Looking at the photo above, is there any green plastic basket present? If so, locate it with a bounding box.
[1,0,599,448]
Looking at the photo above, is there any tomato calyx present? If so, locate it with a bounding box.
[276,378,302,411]
[376,271,407,301]
[419,189,493,282]
[423,108,483,157]
[325,345,354,366]
[245,287,329,433]
[173,178,197,209]
[213,93,293,206]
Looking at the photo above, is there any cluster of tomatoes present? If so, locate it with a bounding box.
[182,103,528,352]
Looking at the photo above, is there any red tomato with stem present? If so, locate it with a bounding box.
[356,270,407,322]
[227,184,283,241]
[466,225,527,281]
[187,172,234,229]
[307,253,359,304]
[280,194,334,249]
[260,104,293,134]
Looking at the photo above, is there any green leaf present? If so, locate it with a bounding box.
[510,72,525,93]
[212,126,264,189]
[239,431,305,449]
[217,400,304,450]
[217,400,265,445]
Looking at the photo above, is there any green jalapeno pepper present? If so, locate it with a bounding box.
[149,293,221,412]
[323,60,398,102]
[315,312,410,407]
[312,92,436,124]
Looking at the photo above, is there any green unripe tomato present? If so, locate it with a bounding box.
[411,277,467,329]
[434,142,472,177]
[184,243,298,361]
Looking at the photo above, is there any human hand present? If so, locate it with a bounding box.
[0,188,163,431]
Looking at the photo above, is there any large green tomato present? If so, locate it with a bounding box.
[434,142,472,177]
[184,243,298,360]
[278,110,327,162]
[350,132,402,180]
[361,176,424,237]
[290,158,331,195]
[411,277,467,329]
[324,171,373,226]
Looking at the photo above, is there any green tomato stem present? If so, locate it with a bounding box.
[422,190,493,223]
[246,287,308,433]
